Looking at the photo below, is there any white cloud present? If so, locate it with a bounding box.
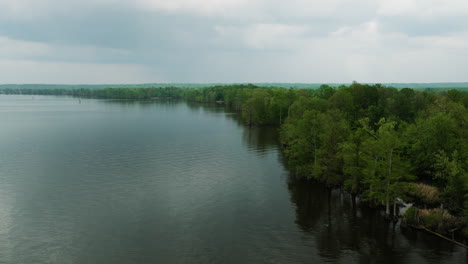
[0,36,50,58]
[0,0,74,20]
[136,0,250,15]
[320,21,468,82]
[215,24,310,50]
[0,0,131,20]
[209,17,468,83]
[332,20,379,38]
[377,0,468,18]
[136,0,376,20]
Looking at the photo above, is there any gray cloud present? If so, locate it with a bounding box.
[0,0,467,83]
[378,16,468,36]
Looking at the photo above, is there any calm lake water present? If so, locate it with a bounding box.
[0,95,466,263]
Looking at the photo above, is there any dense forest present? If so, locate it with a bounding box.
[2,83,468,240]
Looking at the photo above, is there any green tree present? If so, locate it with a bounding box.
[280,110,323,176]
[312,110,350,187]
[361,118,414,216]
[433,150,466,212]
[241,90,272,125]
[406,112,458,178]
[342,127,369,195]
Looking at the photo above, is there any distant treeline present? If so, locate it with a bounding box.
[1,82,468,90]
[0,87,187,99]
[2,83,468,238]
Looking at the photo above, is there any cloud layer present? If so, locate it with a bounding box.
[0,0,467,83]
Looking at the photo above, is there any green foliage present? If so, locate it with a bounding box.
[357,118,414,209]
[390,88,416,122]
[313,110,350,186]
[420,211,444,229]
[288,96,328,120]
[342,127,369,194]
[403,206,418,224]
[465,178,468,218]
[316,84,335,100]
[432,151,467,213]
[406,113,459,178]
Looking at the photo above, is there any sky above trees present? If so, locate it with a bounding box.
[0,0,467,84]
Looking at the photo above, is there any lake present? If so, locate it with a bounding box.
[0,95,465,263]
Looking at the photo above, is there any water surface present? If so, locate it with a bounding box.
[0,95,465,263]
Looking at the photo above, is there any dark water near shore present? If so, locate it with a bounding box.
[0,95,465,263]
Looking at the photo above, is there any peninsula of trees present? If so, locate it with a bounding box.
[2,83,467,241]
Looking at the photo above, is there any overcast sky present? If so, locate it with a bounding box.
[0,0,467,84]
